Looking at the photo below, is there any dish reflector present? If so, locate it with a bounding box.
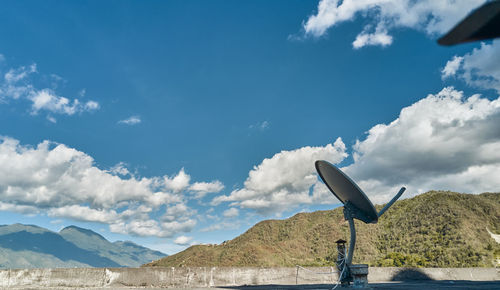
[315,160,378,223]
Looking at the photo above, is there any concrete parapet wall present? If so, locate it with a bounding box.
[368,267,499,282]
[0,267,497,288]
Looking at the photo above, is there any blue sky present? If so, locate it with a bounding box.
[0,0,499,254]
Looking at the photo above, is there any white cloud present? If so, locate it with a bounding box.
[0,59,99,118]
[109,162,131,177]
[352,24,392,49]
[189,181,224,198]
[223,207,239,218]
[29,89,98,115]
[118,115,141,125]
[211,138,348,214]
[164,169,191,193]
[0,136,223,237]
[48,205,119,223]
[249,120,270,131]
[0,201,39,214]
[0,83,33,101]
[161,219,197,233]
[441,56,464,79]
[344,86,500,204]
[442,40,500,93]
[110,218,196,238]
[200,221,240,232]
[212,86,500,216]
[46,116,57,123]
[4,64,36,83]
[174,235,193,246]
[303,0,484,48]
[162,203,194,222]
[202,208,219,220]
[85,101,100,111]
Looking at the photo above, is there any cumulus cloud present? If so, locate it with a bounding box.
[0,58,99,119]
[0,136,223,237]
[442,40,500,93]
[213,86,500,215]
[188,181,225,198]
[211,138,348,214]
[223,208,239,218]
[302,0,483,48]
[164,169,191,193]
[118,116,141,125]
[345,87,500,203]
[0,201,39,214]
[162,203,195,223]
[174,235,193,246]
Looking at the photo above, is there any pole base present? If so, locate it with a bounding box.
[350,264,369,288]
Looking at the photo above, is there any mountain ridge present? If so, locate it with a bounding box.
[60,225,108,241]
[0,224,166,269]
[145,191,500,268]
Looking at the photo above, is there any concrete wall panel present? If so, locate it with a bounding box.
[0,267,496,288]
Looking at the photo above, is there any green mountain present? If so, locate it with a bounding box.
[145,191,500,268]
[0,224,166,269]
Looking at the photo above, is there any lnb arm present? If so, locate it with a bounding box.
[377,187,406,218]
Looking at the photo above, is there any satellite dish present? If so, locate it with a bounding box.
[315,160,378,224]
[438,1,500,45]
[315,160,405,285]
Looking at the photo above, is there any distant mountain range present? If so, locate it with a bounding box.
[0,224,166,269]
[145,191,500,268]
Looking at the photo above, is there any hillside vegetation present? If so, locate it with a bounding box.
[145,191,500,268]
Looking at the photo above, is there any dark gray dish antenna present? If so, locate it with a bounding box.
[438,0,500,46]
[315,160,405,284]
[315,160,378,224]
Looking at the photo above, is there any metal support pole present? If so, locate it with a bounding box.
[346,217,356,266]
[342,202,359,285]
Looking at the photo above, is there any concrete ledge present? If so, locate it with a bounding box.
[0,267,497,288]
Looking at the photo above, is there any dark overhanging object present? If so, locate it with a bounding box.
[438,0,500,45]
[315,160,405,285]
